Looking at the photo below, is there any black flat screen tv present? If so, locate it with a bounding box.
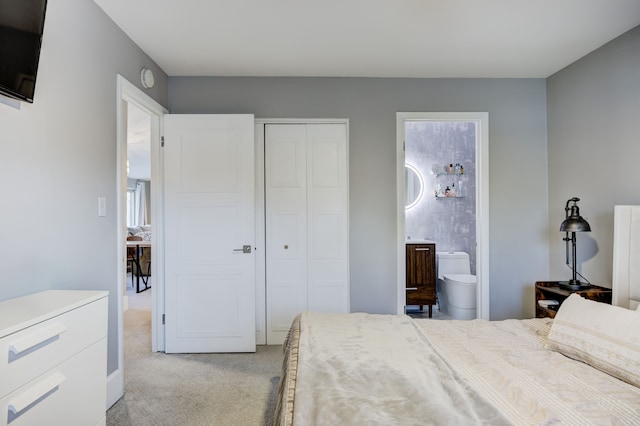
[0,0,48,103]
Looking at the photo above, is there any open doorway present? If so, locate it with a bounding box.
[396,112,490,320]
[124,101,152,324]
[108,75,167,407]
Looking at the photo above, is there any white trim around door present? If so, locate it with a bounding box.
[109,75,167,408]
[396,112,490,319]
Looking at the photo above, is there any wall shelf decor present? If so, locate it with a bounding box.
[433,163,466,198]
[434,194,466,199]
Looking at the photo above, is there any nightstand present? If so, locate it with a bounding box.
[535,281,612,318]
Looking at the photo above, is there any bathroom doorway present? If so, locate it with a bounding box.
[396,112,489,319]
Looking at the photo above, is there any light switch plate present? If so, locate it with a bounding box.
[98,196,106,217]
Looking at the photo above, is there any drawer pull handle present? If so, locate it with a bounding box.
[8,372,66,415]
[415,248,430,251]
[406,287,418,291]
[9,323,67,357]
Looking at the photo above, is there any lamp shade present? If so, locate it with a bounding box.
[560,204,591,232]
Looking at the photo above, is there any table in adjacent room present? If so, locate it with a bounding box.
[126,240,152,293]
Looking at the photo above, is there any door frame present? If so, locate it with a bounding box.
[396,112,490,319]
[254,118,350,345]
[109,75,167,407]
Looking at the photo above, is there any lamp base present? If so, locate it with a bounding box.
[558,280,590,291]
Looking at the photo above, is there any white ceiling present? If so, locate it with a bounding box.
[96,0,640,78]
[111,0,640,181]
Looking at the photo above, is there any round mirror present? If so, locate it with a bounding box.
[405,164,423,209]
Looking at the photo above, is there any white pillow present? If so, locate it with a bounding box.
[547,293,640,387]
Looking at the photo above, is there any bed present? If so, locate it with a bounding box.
[274,206,640,425]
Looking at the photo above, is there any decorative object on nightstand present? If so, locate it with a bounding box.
[559,197,591,290]
[535,281,611,318]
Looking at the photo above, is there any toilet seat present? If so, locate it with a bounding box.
[442,273,476,285]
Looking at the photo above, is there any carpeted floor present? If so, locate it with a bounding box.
[107,282,284,426]
[107,279,450,425]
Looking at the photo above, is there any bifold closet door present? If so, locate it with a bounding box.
[265,123,349,344]
[265,124,308,344]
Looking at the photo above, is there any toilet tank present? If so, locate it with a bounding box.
[436,252,470,278]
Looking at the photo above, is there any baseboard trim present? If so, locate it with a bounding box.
[106,368,124,409]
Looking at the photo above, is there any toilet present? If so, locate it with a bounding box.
[436,251,477,320]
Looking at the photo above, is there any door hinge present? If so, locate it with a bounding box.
[162,314,165,325]
[161,136,165,147]
[403,141,406,151]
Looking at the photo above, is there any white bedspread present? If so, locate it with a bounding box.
[284,312,640,425]
[292,312,510,425]
[415,318,640,425]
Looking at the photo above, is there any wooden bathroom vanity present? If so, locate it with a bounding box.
[406,243,437,317]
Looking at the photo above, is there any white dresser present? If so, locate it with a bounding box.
[0,290,108,426]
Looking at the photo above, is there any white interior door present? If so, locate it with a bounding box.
[164,114,256,353]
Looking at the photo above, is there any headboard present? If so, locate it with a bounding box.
[612,205,640,310]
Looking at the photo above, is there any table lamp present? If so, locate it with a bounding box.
[559,197,591,290]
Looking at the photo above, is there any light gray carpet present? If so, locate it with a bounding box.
[107,285,284,426]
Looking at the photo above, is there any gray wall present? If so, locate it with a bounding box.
[547,26,640,287]
[0,0,167,375]
[169,77,549,319]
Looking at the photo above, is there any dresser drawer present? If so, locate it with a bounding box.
[0,337,107,426]
[0,297,107,398]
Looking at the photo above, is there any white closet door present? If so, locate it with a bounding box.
[265,124,308,344]
[307,124,349,313]
[265,123,349,344]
